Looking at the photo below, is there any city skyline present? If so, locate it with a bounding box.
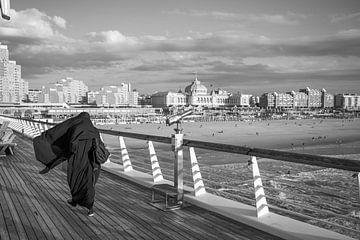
[0,0,360,95]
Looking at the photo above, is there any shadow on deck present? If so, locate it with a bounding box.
[0,134,283,240]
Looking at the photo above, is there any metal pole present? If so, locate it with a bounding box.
[172,130,184,203]
[358,173,360,205]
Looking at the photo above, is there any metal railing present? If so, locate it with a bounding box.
[1,115,359,239]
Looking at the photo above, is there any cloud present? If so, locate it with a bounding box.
[165,10,306,25]
[0,8,359,94]
[53,16,66,29]
[331,12,360,23]
[0,8,67,40]
[86,30,138,46]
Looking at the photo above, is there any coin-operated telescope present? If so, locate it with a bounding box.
[166,110,193,133]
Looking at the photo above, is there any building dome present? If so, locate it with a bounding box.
[184,76,207,95]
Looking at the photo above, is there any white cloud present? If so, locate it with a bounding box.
[53,16,66,29]
[1,8,358,94]
[331,12,360,23]
[165,10,306,25]
[336,29,360,37]
[87,30,138,46]
[0,8,67,39]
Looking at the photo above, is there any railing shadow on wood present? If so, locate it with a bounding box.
[1,115,360,239]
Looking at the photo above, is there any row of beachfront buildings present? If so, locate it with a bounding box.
[1,42,359,110]
[150,76,360,110]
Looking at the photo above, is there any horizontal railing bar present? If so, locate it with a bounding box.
[183,139,360,172]
[2,115,360,171]
[99,128,172,144]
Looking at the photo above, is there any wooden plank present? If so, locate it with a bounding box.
[0,161,55,240]
[21,152,124,240]
[97,172,199,240]
[14,147,100,240]
[3,152,59,240]
[0,134,285,240]
[94,172,166,239]
[2,165,39,240]
[0,186,11,240]
[0,173,20,240]
[8,157,75,240]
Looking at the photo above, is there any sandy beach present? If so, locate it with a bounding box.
[98,118,360,156]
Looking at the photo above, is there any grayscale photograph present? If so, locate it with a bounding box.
[0,0,359,239]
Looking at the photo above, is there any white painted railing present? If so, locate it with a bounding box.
[1,115,359,240]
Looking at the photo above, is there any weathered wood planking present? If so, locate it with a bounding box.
[0,134,283,240]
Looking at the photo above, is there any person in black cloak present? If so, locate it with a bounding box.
[33,112,109,216]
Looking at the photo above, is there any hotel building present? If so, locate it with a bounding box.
[87,83,139,107]
[151,76,230,108]
[334,94,360,110]
[0,43,28,103]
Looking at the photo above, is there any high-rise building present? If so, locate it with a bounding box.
[28,89,42,103]
[334,94,360,110]
[89,83,138,106]
[55,77,88,103]
[273,92,293,108]
[259,93,275,108]
[228,93,253,107]
[0,43,29,103]
[299,87,322,108]
[289,91,308,108]
[321,89,334,108]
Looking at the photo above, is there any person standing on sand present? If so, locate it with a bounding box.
[33,112,109,216]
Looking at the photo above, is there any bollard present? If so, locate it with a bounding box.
[189,147,206,196]
[250,156,269,218]
[148,140,164,183]
[119,136,133,172]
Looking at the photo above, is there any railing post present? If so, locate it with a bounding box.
[189,147,206,196]
[119,136,133,172]
[148,140,164,183]
[250,156,269,218]
[357,173,360,206]
[172,132,184,203]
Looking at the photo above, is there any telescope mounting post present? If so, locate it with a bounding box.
[171,121,184,205]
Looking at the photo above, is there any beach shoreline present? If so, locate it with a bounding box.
[98,118,360,157]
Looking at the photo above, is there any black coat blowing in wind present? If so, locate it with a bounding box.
[33,112,109,210]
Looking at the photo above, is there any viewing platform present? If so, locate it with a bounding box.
[0,134,283,240]
[0,115,359,240]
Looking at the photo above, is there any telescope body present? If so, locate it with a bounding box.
[166,110,193,126]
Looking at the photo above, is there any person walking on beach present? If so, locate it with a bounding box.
[33,112,109,216]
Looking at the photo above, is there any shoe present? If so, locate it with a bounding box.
[67,199,77,207]
[39,167,50,174]
[87,208,94,217]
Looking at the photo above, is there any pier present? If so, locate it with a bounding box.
[0,115,359,240]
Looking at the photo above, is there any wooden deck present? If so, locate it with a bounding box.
[0,134,284,240]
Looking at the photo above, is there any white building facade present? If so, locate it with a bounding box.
[0,43,28,103]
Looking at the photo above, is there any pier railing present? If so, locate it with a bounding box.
[1,115,359,240]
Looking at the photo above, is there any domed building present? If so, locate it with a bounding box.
[184,75,229,107]
[151,74,230,108]
[184,76,208,95]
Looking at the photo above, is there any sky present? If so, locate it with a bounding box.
[0,0,360,95]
